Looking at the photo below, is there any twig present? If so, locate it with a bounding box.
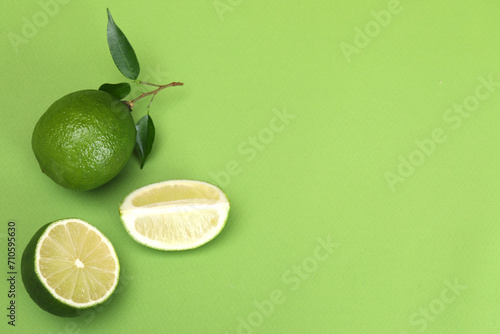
[127,82,184,108]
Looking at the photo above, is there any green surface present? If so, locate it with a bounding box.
[2,0,500,333]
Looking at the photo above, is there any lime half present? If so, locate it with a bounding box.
[21,218,120,317]
[119,180,230,250]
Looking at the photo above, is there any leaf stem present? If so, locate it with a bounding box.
[127,81,184,108]
[146,94,156,113]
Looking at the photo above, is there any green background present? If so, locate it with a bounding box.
[2,0,500,333]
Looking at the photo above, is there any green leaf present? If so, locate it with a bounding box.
[106,9,140,80]
[134,115,155,169]
[99,83,131,99]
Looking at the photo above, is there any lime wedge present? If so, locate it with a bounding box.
[22,218,120,317]
[119,180,230,250]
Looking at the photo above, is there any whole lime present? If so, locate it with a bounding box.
[32,90,136,191]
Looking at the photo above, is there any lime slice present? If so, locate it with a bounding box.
[119,180,230,250]
[21,218,120,317]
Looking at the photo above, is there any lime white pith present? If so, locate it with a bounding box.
[119,180,230,250]
[35,219,119,308]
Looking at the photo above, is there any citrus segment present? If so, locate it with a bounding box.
[120,180,230,250]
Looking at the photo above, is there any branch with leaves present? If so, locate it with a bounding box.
[99,9,183,168]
